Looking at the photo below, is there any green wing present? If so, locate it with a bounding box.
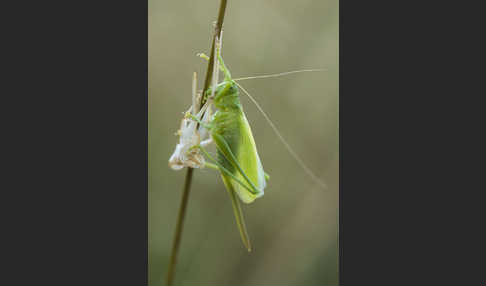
[214,110,266,204]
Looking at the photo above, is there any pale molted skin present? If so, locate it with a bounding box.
[168,103,211,170]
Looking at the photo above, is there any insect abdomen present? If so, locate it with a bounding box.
[213,109,242,172]
[213,109,266,203]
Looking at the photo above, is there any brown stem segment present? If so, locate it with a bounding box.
[165,168,193,286]
[165,1,228,286]
[201,0,228,107]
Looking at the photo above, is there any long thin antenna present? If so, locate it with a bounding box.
[233,69,327,82]
[234,82,327,189]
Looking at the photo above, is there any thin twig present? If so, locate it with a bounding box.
[201,0,227,107]
[165,1,228,286]
[165,168,193,286]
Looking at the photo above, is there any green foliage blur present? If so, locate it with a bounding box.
[149,1,338,285]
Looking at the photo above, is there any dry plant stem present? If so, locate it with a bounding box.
[165,1,228,286]
[201,0,227,106]
[165,168,193,286]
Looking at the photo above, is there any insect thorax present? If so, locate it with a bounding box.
[213,80,241,110]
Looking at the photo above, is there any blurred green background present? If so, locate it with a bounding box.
[149,1,338,285]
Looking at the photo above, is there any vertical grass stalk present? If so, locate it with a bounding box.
[165,1,228,285]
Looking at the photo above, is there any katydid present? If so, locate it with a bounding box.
[169,35,325,251]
